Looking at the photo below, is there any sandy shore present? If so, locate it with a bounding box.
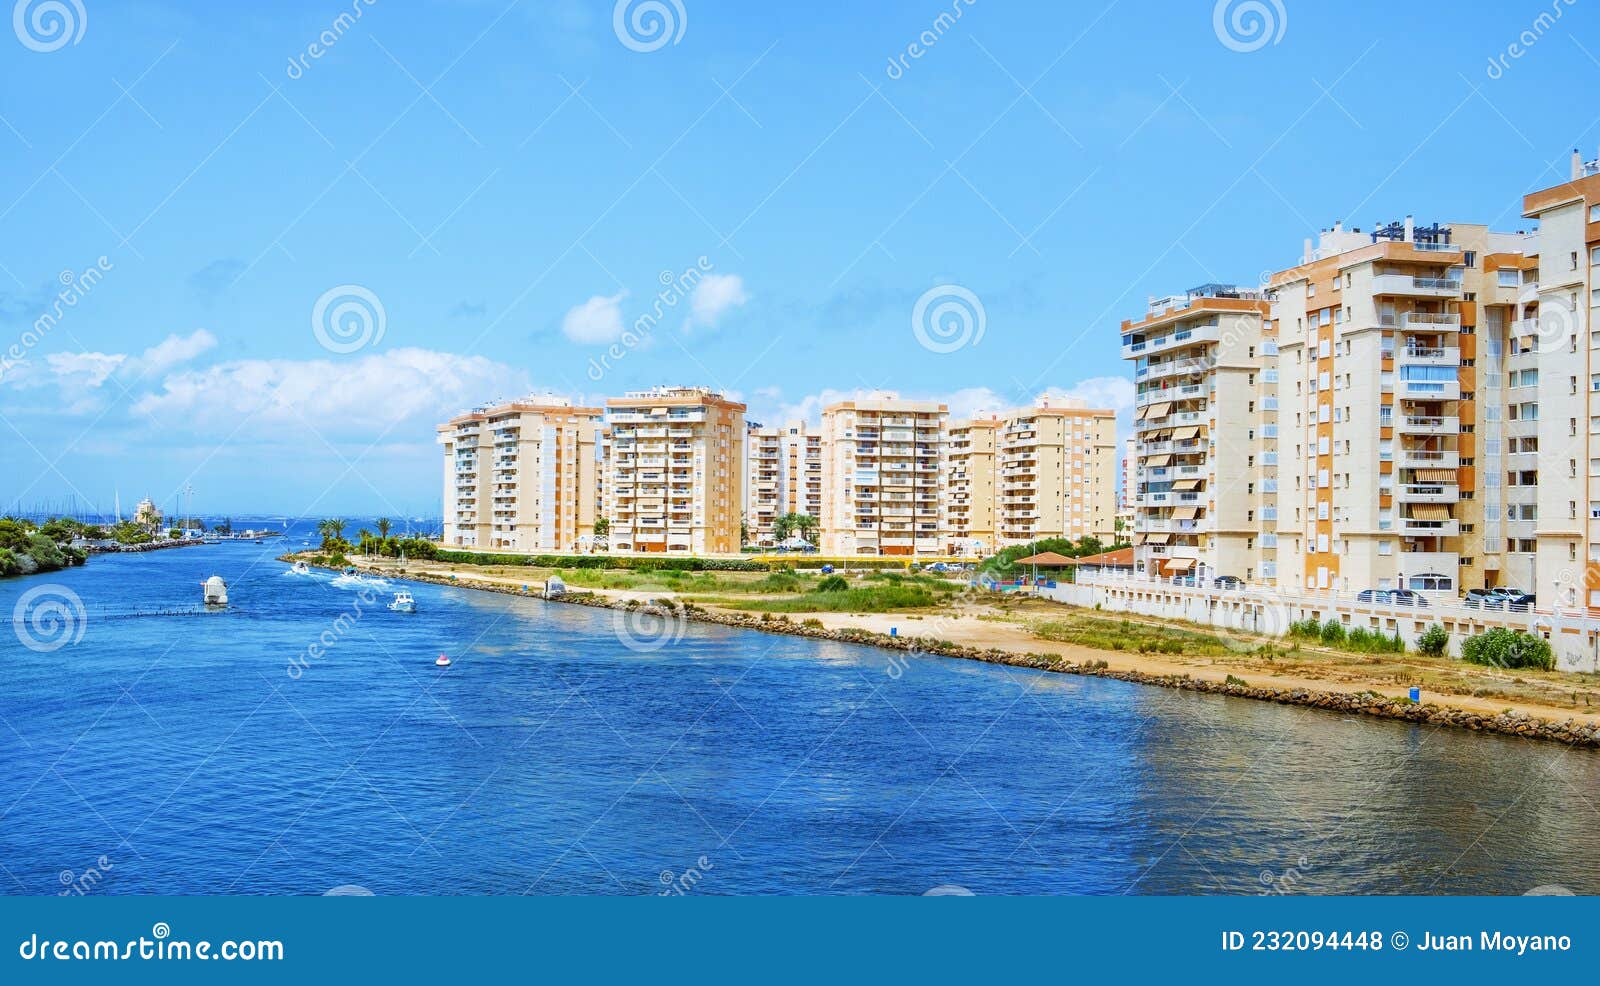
[325,554,1600,744]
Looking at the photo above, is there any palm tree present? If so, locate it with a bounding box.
[794,513,818,545]
[357,528,373,555]
[773,513,794,543]
[376,517,392,539]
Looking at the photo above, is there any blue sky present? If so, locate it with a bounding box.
[0,0,1594,517]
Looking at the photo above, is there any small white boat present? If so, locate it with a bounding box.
[435,653,451,667]
[544,575,567,598]
[291,560,311,576]
[202,575,228,607]
[389,591,416,613]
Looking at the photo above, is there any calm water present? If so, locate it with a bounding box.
[2,530,1598,896]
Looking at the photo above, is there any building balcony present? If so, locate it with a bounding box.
[1371,274,1462,297]
[1397,482,1459,504]
[1120,322,1221,360]
[1400,517,1460,537]
[1397,415,1458,436]
[1136,383,1207,407]
[1137,358,1213,383]
[1399,379,1460,401]
[1397,345,1460,368]
[1398,448,1459,469]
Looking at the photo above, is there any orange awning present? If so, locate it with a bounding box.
[1135,404,1149,421]
[1170,506,1200,520]
[1415,469,1456,483]
[1171,426,1200,441]
[1146,533,1171,544]
[1410,505,1451,520]
[1145,454,1171,467]
[1145,402,1172,419]
[1162,557,1196,572]
[1172,479,1202,491]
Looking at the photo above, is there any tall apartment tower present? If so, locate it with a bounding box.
[1117,435,1137,533]
[744,419,823,547]
[820,392,947,556]
[1272,219,1525,595]
[947,416,1000,554]
[438,397,603,551]
[994,396,1119,545]
[1523,151,1600,609]
[1121,285,1275,582]
[603,386,745,555]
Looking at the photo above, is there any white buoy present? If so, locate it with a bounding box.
[203,575,228,607]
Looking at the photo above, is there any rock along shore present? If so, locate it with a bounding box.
[321,559,1600,750]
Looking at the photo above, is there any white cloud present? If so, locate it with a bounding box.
[685,274,748,330]
[765,377,1135,428]
[131,329,217,376]
[130,348,533,439]
[1039,376,1135,415]
[561,291,626,344]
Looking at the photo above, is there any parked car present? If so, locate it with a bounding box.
[1355,589,1390,604]
[1464,587,1519,610]
[1212,575,1245,590]
[1387,589,1428,608]
[1504,592,1536,610]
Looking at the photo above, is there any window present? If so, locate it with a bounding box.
[1498,269,1520,287]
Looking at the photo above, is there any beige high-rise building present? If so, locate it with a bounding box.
[1122,285,1276,583]
[820,393,946,556]
[993,396,1118,546]
[603,386,745,555]
[1271,219,1529,596]
[744,419,822,548]
[947,416,1000,554]
[1522,152,1600,609]
[438,397,603,552]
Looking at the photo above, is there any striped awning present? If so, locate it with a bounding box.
[1146,533,1171,544]
[1145,454,1172,467]
[1409,505,1451,520]
[1171,426,1200,441]
[1162,557,1196,572]
[1172,479,1202,491]
[1415,469,1456,483]
[1170,506,1200,520]
[1135,404,1149,421]
[1145,402,1172,419]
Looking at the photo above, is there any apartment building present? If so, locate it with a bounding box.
[947,416,1000,554]
[438,397,603,551]
[1522,151,1600,609]
[992,396,1118,546]
[1117,436,1137,533]
[603,387,745,555]
[744,419,823,547]
[1272,218,1531,596]
[1121,284,1275,583]
[820,393,946,556]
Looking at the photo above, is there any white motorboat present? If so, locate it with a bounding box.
[389,591,416,613]
[291,560,311,576]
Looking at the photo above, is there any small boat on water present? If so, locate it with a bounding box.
[389,591,416,613]
[343,566,358,577]
[202,575,228,607]
[435,653,451,667]
[291,560,311,576]
[544,575,567,598]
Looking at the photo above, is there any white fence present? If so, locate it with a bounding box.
[1041,572,1600,673]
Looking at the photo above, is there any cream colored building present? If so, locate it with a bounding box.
[1271,219,1528,596]
[438,397,603,551]
[604,386,745,555]
[1117,436,1137,534]
[1522,152,1600,610]
[948,416,1000,554]
[992,396,1118,546]
[745,419,823,547]
[1122,285,1275,583]
[820,393,946,556]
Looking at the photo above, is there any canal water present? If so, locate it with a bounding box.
[2,532,1596,895]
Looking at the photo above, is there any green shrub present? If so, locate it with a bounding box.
[1318,620,1346,645]
[1460,628,1554,671]
[0,547,18,577]
[1417,624,1449,658]
[817,575,849,592]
